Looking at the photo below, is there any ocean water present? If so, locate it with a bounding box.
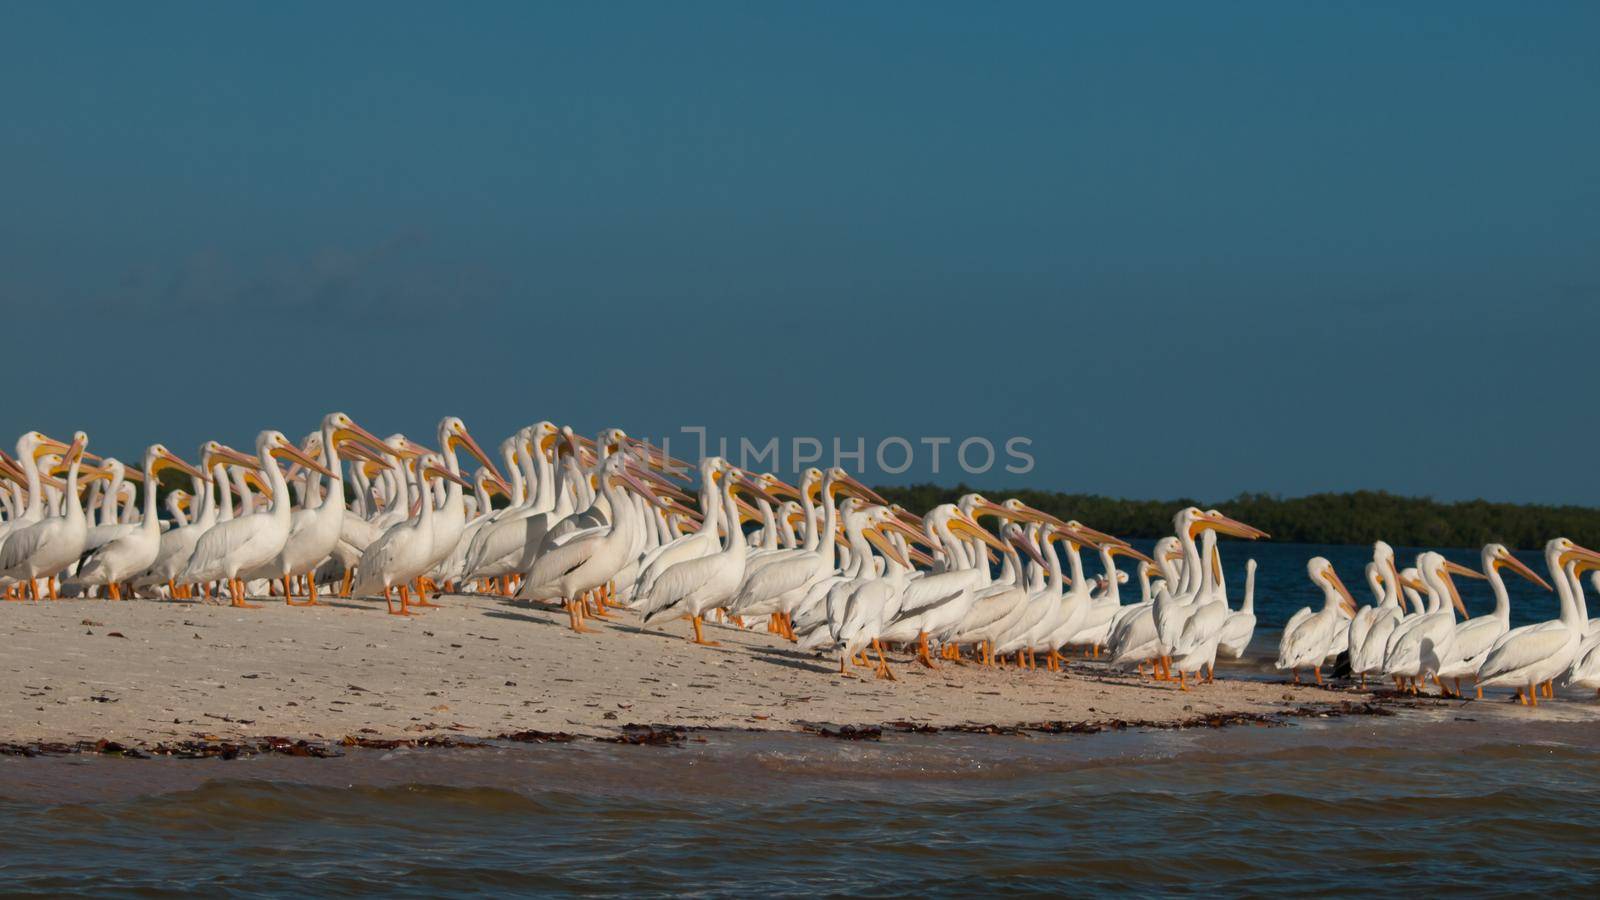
[3,704,1598,895]
[2,541,1595,896]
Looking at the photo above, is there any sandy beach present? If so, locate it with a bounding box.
[0,591,1370,750]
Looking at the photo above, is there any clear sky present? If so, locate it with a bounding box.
[3,2,1597,503]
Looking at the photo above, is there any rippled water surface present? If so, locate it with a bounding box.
[4,704,1599,896]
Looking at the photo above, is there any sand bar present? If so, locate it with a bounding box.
[1,592,1363,749]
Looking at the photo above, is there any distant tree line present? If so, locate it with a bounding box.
[871,484,1600,551]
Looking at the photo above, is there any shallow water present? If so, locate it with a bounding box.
[3,702,1598,895]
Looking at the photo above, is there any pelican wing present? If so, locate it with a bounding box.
[1478,621,1571,684]
[641,552,728,622]
[180,517,269,582]
[729,552,818,612]
[1175,600,1228,657]
[518,534,601,597]
[0,521,53,575]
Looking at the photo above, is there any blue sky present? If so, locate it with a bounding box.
[2,2,1597,502]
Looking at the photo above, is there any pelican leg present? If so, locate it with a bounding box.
[916,632,939,669]
[230,578,261,609]
[690,613,720,646]
[1048,648,1063,672]
[839,653,854,677]
[107,582,119,601]
[1205,664,1215,685]
[409,578,442,608]
[1292,669,1300,685]
[872,638,896,681]
[48,578,59,601]
[1544,680,1555,699]
[384,586,402,616]
[1454,677,1463,699]
[1178,670,1189,692]
[1528,683,1539,707]
[341,571,353,598]
[1475,677,1483,701]
[569,597,593,633]
[1312,666,1323,685]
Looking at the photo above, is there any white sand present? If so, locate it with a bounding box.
[1,592,1357,747]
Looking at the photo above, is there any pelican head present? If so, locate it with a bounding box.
[1308,556,1357,616]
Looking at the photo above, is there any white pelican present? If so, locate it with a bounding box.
[1347,543,1403,688]
[249,413,391,605]
[517,454,666,631]
[352,453,470,615]
[0,432,91,600]
[0,432,68,549]
[74,444,204,599]
[640,468,775,644]
[1215,558,1257,659]
[1477,538,1600,705]
[1275,557,1357,684]
[1447,544,1549,698]
[417,416,505,598]
[176,431,332,608]
[1381,552,1482,696]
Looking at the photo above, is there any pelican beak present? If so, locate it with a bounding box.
[635,466,697,503]
[734,474,780,505]
[879,516,935,549]
[907,546,937,568]
[1069,520,1126,549]
[333,420,393,458]
[865,526,911,568]
[970,498,1014,521]
[835,472,888,506]
[1440,567,1470,618]
[63,435,87,467]
[425,463,473,488]
[762,475,803,499]
[155,449,206,482]
[1108,543,1157,566]
[392,437,434,459]
[1009,500,1068,528]
[619,466,674,510]
[732,497,763,525]
[1322,566,1357,616]
[243,470,274,499]
[950,512,1008,553]
[1401,574,1426,593]
[1495,550,1552,591]
[1442,560,1487,581]
[1011,531,1050,568]
[1201,511,1269,540]
[450,425,504,483]
[274,441,334,478]
[1560,542,1600,575]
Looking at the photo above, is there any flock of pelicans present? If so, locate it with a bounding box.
[2,414,1599,706]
